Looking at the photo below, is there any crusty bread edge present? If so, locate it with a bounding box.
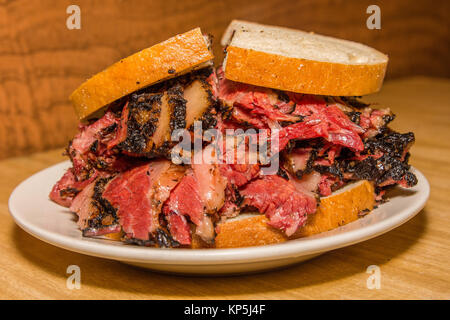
[200,180,375,249]
[224,45,387,96]
[70,28,214,120]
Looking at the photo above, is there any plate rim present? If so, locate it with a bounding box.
[8,161,430,265]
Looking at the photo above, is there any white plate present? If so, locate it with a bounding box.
[9,161,429,275]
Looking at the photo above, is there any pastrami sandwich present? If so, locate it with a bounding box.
[50,22,417,248]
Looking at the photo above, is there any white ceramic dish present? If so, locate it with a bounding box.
[9,161,429,275]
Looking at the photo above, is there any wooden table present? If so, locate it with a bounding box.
[0,77,449,299]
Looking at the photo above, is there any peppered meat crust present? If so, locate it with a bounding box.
[82,177,119,235]
[123,228,180,248]
[167,84,187,131]
[340,129,417,187]
[117,69,217,158]
[119,93,162,155]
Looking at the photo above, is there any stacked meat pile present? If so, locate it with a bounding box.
[50,68,417,247]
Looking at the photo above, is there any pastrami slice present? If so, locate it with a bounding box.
[102,161,171,240]
[240,175,317,236]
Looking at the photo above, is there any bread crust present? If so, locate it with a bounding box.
[70,28,213,120]
[224,46,387,96]
[212,180,375,249]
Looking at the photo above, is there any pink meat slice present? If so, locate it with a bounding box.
[277,103,365,152]
[69,179,97,230]
[71,111,119,155]
[219,163,260,187]
[102,160,171,240]
[231,106,268,129]
[191,152,227,213]
[163,170,216,244]
[70,111,120,177]
[216,70,364,153]
[165,212,191,245]
[240,175,317,236]
[216,68,299,123]
[317,174,344,197]
[106,102,129,149]
[359,107,393,139]
[49,168,99,207]
[216,134,261,187]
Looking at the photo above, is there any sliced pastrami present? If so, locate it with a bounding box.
[165,212,191,245]
[192,160,227,214]
[217,69,299,124]
[71,111,119,156]
[102,160,172,240]
[163,171,215,244]
[283,148,315,178]
[70,179,98,230]
[277,103,365,152]
[69,176,121,237]
[240,175,317,236]
[49,168,100,207]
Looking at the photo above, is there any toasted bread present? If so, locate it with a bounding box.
[210,180,375,248]
[221,20,388,96]
[70,28,214,120]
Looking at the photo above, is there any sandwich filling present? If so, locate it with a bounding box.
[50,67,417,247]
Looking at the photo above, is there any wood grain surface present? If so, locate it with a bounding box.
[0,77,449,299]
[0,0,449,159]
